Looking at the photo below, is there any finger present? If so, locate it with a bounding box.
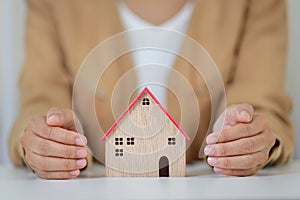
[226,104,254,124]
[213,166,260,176]
[26,151,87,171]
[207,150,269,170]
[26,131,87,159]
[33,168,80,180]
[214,104,254,131]
[205,132,267,156]
[206,115,266,144]
[29,116,87,146]
[47,107,83,132]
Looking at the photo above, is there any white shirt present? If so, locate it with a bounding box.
[117,1,194,108]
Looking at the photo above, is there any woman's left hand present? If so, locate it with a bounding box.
[204,104,276,176]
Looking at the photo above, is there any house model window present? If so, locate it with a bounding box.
[115,138,123,145]
[142,98,150,106]
[115,149,123,156]
[127,137,135,145]
[168,137,176,145]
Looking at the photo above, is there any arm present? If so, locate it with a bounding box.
[204,0,294,176]
[226,0,293,165]
[8,0,91,179]
[9,0,71,167]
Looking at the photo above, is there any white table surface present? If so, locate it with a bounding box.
[1,160,300,200]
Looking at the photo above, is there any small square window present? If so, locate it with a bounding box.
[168,137,176,145]
[142,98,150,106]
[127,137,135,145]
[115,138,123,145]
[115,149,124,157]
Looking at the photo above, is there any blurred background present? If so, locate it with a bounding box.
[0,0,299,165]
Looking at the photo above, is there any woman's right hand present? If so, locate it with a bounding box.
[20,108,88,179]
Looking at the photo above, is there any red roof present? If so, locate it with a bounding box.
[101,87,190,141]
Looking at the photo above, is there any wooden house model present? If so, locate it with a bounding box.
[101,87,190,177]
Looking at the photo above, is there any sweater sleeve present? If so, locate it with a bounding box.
[226,0,294,166]
[8,0,72,167]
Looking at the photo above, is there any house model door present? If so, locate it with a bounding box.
[159,156,169,177]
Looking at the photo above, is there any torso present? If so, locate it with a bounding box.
[49,0,249,162]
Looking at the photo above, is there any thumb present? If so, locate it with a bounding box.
[47,107,83,132]
[226,104,254,125]
[213,104,254,131]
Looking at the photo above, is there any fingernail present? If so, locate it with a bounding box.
[239,110,250,121]
[47,114,60,124]
[76,149,87,158]
[204,145,216,155]
[207,157,218,165]
[206,133,218,144]
[75,135,87,146]
[214,167,223,173]
[76,159,87,167]
[70,170,80,176]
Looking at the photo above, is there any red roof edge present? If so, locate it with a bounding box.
[101,87,190,141]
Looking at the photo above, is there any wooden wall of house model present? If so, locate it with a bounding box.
[101,87,190,177]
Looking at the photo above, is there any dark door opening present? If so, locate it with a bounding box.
[159,156,169,177]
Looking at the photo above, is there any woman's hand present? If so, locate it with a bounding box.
[20,107,88,179]
[204,104,276,176]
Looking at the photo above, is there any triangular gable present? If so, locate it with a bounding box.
[101,87,190,141]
